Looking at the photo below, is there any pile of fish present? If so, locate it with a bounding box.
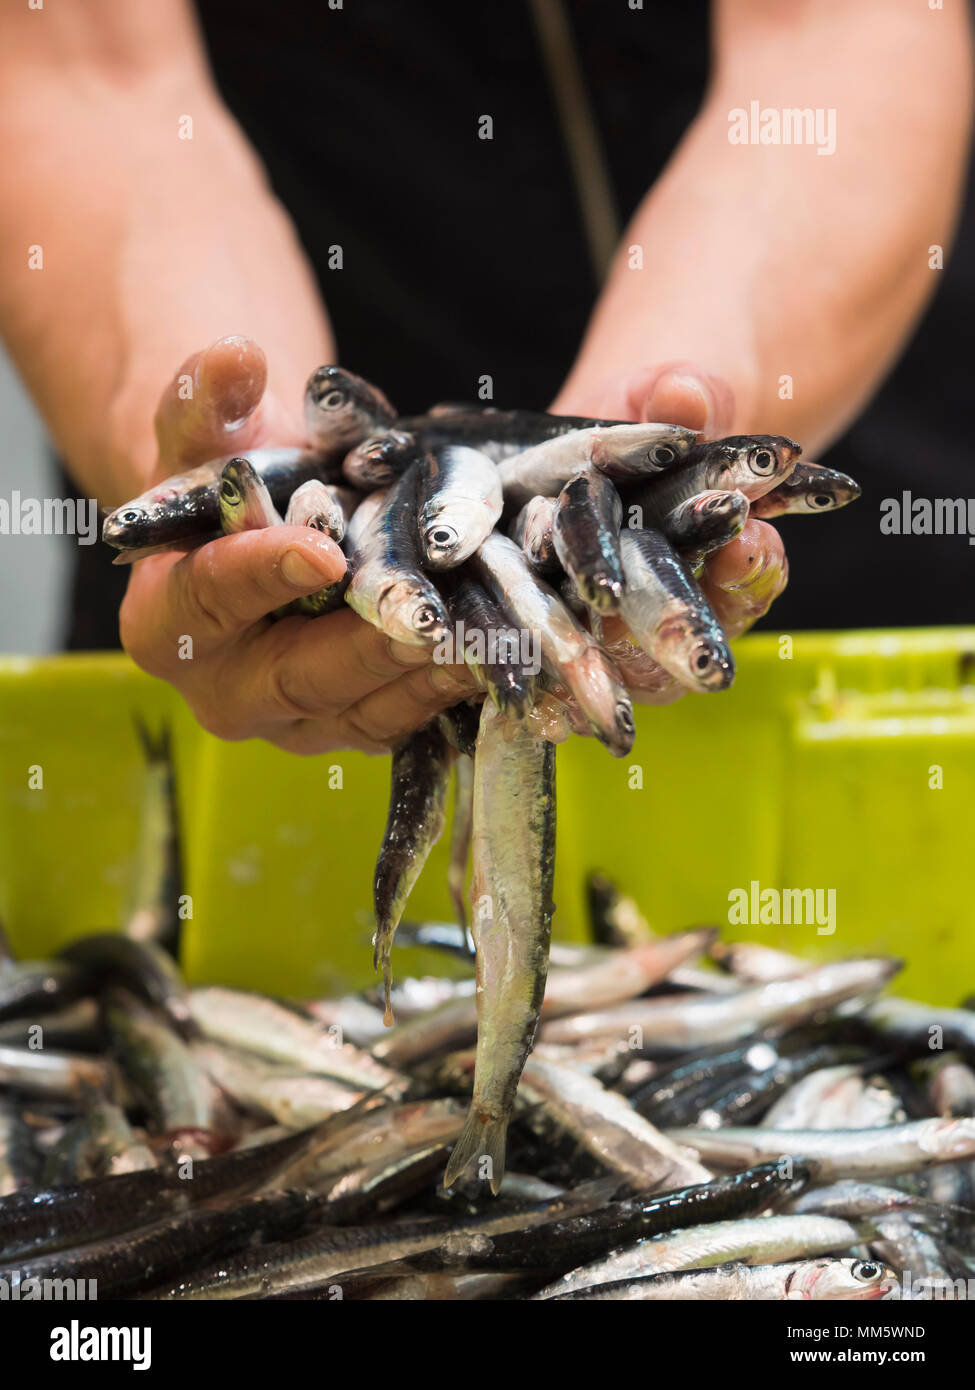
[103,367,861,1191]
[1,886,974,1301]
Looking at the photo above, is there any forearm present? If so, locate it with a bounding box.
[0,1,333,507]
[556,0,973,453]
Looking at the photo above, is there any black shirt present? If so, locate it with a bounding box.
[66,0,974,646]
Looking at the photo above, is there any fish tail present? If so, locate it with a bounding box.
[442,1106,509,1195]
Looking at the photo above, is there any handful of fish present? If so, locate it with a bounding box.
[101,367,865,1214]
[2,877,974,1301]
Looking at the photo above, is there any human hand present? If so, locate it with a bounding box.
[120,336,477,754]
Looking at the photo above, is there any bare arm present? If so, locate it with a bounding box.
[555,0,974,454]
[0,1,475,753]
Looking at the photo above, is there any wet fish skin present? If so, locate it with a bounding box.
[547,1257,896,1301]
[473,532,634,756]
[664,488,749,567]
[532,1213,861,1299]
[628,433,800,524]
[541,957,902,1050]
[417,444,503,568]
[437,702,481,759]
[862,996,975,1066]
[397,406,650,465]
[285,480,356,541]
[57,933,194,1037]
[103,990,218,1138]
[188,987,406,1093]
[686,1045,880,1129]
[303,364,395,448]
[102,447,345,552]
[446,754,475,930]
[751,461,861,519]
[553,470,625,613]
[0,1123,320,1262]
[150,1184,598,1300]
[618,528,734,693]
[665,1116,975,1182]
[346,466,451,647]
[496,422,699,508]
[440,572,537,721]
[374,723,453,1022]
[417,1161,808,1273]
[0,1043,118,1102]
[0,959,87,1024]
[342,429,426,488]
[5,1191,317,1300]
[0,1100,39,1195]
[443,705,556,1194]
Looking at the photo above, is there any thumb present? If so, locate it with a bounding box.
[625,362,736,438]
[154,335,269,467]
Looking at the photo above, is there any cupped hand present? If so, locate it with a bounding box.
[119,336,477,754]
[552,361,789,704]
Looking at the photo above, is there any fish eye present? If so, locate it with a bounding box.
[429,527,456,549]
[220,478,240,502]
[694,650,714,672]
[650,444,677,467]
[322,389,347,410]
[413,604,441,631]
[702,494,725,512]
[811,493,834,508]
[118,509,144,524]
[749,447,776,475]
[616,704,635,735]
[851,1261,881,1282]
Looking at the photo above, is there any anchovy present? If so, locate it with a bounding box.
[0,1043,118,1102]
[188,988,406,1093]
[375,934,713,1069]
[497,423,698,508]
[751,461,861,518]
[416,444,503,568]
[398,406,690,466]
[41,1098,155,1185]
[766,1068,905,1131]
[345,467,451,646]
[0,1100,39,1195]
[518,1056,711,1191]
[665,1116,975,1181]
[103,990,219,1138]
[617,528,734,692]
[661,488,749,566]
[441,572,537,720]
[218,457,283,532]
[629,434,801,524]
[437,702,481,758]
[862,996,975,1066]
[552,470,625,612]
[303,364,395,448]
[443,705,556,1193]
[533,1213,861,1298]
[374,723,452,1022]
[151,1185,599,1300]
[710,939,811,983]
[548,1257,896,1301]
[510,495,559,573]
[342,429,426,488]
[540,957,901,1050]
[472,532,634,755]
[57,934,194,1037]
[924,1055,975,1118]
[102,446,345,553]
[285,480,357,541]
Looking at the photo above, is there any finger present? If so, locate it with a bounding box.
[259,659,479,755]
[699,519,788,638]
[154,336,275,467]
[627,362,736,437]
[121,528,347,670]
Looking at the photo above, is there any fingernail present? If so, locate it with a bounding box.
[281,546,332,588]
[388,640,432,667]
[644,370,711,433]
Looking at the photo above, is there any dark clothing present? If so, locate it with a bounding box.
[66,0,974,647]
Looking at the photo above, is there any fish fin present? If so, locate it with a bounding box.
[442,1107,509,1195]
